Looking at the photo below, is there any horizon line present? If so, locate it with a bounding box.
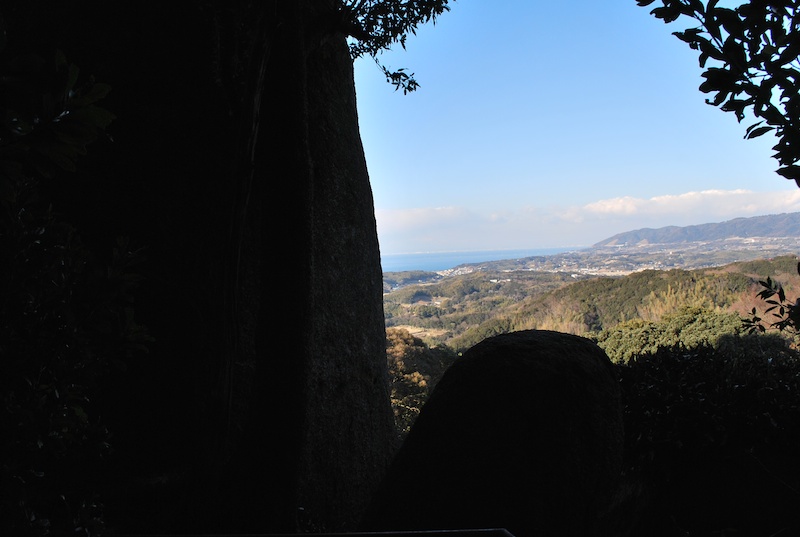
[380,246,586,257]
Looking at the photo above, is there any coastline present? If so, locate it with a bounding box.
[380,247,575,273]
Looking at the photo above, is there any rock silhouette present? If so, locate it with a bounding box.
[362,330,624,537]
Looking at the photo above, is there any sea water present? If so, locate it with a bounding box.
[380,248,574,273]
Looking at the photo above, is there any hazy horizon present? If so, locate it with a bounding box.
[354,1,800,256]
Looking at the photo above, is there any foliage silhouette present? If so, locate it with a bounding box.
[0,43,148,535]
[743,261,800,335]
[638,0,800,183]
[614,338,800,536]
[342,0,451,92]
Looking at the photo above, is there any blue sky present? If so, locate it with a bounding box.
[352,0,800,255]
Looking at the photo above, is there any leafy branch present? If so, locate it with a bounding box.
[338,0,451,93]
[637,0,800,183]
[742,266,800,334]
[0,49,115,181]
[1,44,148,535]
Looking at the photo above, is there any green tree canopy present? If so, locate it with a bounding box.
[596,306,746,363]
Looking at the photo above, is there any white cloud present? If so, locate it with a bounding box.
[375,188,800,254]
[567,189,800,224]
[578,189,800,218]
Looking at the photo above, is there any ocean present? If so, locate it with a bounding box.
[380,247,575,273]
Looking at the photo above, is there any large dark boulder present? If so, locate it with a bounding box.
[362,330,624,537]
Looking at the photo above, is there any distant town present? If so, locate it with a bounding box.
[384,213,800,290]
[437,236,800,278]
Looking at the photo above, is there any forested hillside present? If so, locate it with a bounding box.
[384,255,800,351]
[385,255,800,536]
[595,212,800,246]
[378,0,800,532]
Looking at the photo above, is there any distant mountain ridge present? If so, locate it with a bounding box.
[593,212,800,247]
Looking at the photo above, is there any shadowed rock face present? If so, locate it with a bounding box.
[362,330,624,537]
